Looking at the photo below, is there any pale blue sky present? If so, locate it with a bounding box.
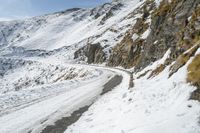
[0,0,111,20]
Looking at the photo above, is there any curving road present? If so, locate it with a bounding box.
[0,64,131,133]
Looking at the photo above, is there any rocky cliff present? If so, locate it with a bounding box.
[107,0,200,100]
[107,0,200,69]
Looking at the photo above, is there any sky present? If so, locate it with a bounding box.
[0,0,111,20]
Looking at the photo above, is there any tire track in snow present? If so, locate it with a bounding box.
[40,75,122,133]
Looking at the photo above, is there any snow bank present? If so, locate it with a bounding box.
[65,56,200,133]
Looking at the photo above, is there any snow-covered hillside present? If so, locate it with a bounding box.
[0,59,103,116]
[0,0,200,133]
[0,0,142,52]
[65,50,200,133]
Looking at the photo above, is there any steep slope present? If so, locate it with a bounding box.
[65,50,200,133]
[0,0,143,58]
[1,0,199,69]
[0,0,200,133]
[107,0,200,101]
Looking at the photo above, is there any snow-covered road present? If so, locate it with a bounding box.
[0,64,130,133]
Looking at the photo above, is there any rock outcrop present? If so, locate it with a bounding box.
[188,54,200,101]
[108,0,155,68]
[137,0,200,70]
[107,0,200,101]
[74,43,106,64]
[107,0,200,71]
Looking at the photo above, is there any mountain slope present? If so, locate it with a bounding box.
[0,0,142,51]
[0,0,200,133]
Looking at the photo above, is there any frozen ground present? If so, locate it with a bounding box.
[0,58,126,133]
[0,52,200,133]
[64,51,200,133]
[0,0,199,132]
[0,58,103,116]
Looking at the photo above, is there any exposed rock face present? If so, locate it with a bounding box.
[107,0,200,101]
[169,42,200,77]
[74,43,106,64]
[108,0,200,70]
[136,0,200,70]
[187,54,200,101]
[108,0,155,68]
[107,32,143,68]
[90,2,123,25]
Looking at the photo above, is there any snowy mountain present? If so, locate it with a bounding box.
[0,0,200,133]
[0,0,140,53]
